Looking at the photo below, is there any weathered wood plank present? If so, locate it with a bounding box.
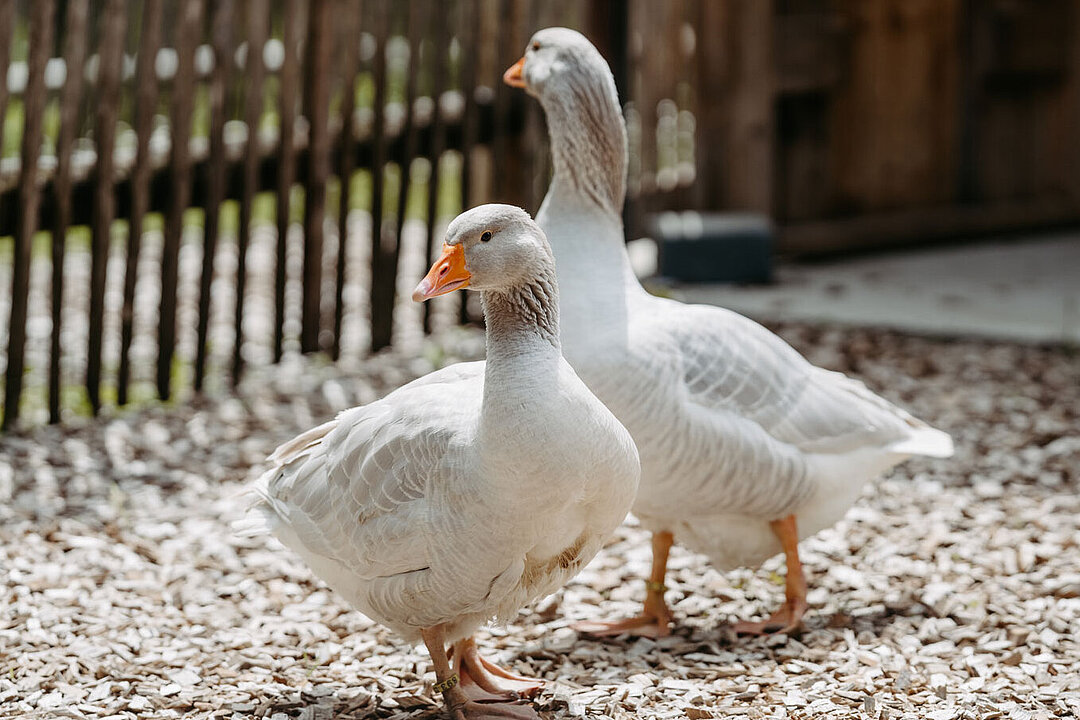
[194,0,235,391]
[829,0,959,214]
[3,0,55,430]
[48,0,90,424]
[965,0,1076,204]
[234,0,269,384]
[775,11,849,95]
[367,0,393,351]
[492,0,530,211]
[157,0,204,400]
[274,0,303,361]
[458,0,480,325]
[86,0,128,410]
[724,0,774,214]
[118,0,164,405]
[332,0,363,359]
[87,0,127,414]
[421,0,450,335]
[781,197,1080,256]
[522,0,549,212]
[588,0,631,106]
[589,0,631,225]
[390,0,423,333]
[301,0,334,353]
[0,0,14,135]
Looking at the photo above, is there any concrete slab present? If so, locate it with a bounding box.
[634,233,1080,344]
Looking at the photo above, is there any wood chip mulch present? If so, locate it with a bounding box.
[2,324,1078,720]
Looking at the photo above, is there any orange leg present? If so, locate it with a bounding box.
[451,636,543,702]
[572,531,674,638]
[420,627,538,720]
[733,514,808,636]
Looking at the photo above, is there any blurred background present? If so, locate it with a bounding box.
[1,0,1078,429]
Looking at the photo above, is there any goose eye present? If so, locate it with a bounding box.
[480,231,492,243]
[531,41,540,51]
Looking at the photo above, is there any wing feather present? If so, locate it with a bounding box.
[249,363,494,620]
[671,303,941,455]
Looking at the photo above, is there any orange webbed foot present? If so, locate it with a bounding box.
[732,598,807,636]
[452,638,543,702]
[571,611,671,639]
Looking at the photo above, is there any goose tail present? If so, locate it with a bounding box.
[231,471,282,537]
[888,425,954,459]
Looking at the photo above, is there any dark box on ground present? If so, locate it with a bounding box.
[651,212,774,284]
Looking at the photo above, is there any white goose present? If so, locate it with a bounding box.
[504,29,953,637]
[244,204,639,719]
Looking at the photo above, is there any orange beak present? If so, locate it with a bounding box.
[413,243,471,302]
[503,57,527,88]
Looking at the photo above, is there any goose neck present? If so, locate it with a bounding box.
[541,83,627,220]
[480,274,561,372]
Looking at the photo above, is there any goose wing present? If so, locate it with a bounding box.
[666,301,951,457]
[250,363,507,624]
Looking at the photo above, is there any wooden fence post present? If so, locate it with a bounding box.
[421,0,450,335]
[391,0,424,336]
[157,0,204,400]
[49,0,90,423]
[86,0,127,414]
[367,0,393,351]
[725,0,775,214]
[3,0,54,430]
[118,0,163,405]
[274,0,303,361]
[301,0,334,353]
[234,0,269,383]
[333,0,363,360]
[194,0,235,390]
[492,0,531,213]
[0,0,14,131]
[588,0,631,231]
[588,0,630,106]
[457,0,479,325]
[693,0,727,210]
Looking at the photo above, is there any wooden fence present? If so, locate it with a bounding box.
[0,0,697,429]
[3,0,1079,429]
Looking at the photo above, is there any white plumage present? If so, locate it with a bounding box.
[576,296,951,568]
[249,356,637,642]
[244,204,639,716]
[507,28,953,635]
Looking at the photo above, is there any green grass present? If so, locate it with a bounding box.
[192,85,212,140]
[3,97,24,158]
[1,94,63,160]
[0,142,466,427]
[12,367,172,426]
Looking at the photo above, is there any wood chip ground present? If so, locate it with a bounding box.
[2,324,1078,719]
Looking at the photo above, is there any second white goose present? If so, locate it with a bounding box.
[505,28,953,637]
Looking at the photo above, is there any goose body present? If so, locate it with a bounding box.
[539,189,947,568]
[251,359,635,641]
[245,205,639,717]
[507,28,952,635]
[559,287,948,570]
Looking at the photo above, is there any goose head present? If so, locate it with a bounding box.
[413,204,555,301]
[503,27,616,105]
[503,28,626,216]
